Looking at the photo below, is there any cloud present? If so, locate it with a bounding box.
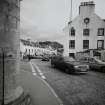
[20,0,105,45]
[20,27,65,42]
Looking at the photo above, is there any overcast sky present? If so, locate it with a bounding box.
[20,0,105,43]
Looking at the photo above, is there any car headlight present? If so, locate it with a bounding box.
[74,65,89,69]
[74,65,79,68]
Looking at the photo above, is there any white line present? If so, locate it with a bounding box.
[39,75,63,105]
[39,72,43,75]
[35,65,42,73]
[33,72,37,75]
[41,75,46,79]
[30,61,63,105]
[33,63,46,79]
[30,62,37,75]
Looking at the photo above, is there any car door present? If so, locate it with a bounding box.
[57,57,65,69]
[54,56,62,68]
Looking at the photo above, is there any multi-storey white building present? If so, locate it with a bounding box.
[64,1,105,59]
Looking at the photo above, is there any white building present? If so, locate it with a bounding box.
[64,1,105,59]
[20,39,57,59]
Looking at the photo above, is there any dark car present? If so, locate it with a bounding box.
[51,56,89,74]
[41,56,50,61]
[79,57,105,72]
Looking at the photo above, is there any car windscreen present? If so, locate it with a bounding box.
[93,58,104,63]
[63,57,75,62]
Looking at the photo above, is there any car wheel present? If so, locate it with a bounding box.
[65,68,70,73]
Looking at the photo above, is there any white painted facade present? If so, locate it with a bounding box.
[64,1,105,58]
[20,39,57,58]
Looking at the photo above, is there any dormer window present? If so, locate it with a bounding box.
[70,27,75,36]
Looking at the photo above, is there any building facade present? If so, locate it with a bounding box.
[20,39,57,59]
[64,1,105,59]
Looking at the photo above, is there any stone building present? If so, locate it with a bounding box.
[0,0,26,105]
[64,1,105,60]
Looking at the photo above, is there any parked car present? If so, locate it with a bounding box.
[33,55,43,59]
[42,56,50,61]
[51,56,89,74]
[79,57,105,72]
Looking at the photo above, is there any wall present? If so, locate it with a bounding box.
[0,0,23,104]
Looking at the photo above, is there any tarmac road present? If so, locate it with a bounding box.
[32,59,105,105]
[17,60,62,105]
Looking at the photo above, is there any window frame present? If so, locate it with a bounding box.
[69,53,75,58]
[97,28,104,36]
[69,40,75,49]
[97,40,104,49]
[70,27,75,36]
[83,28,90,36]
[83,40,89,49]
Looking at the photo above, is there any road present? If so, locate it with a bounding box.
[30,59,105,105]
[19,60,61,105]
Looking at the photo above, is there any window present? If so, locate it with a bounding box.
[69,53,75,58]
[70,27,75,36]
[83,40,89,49]
[83,29,89,36]
[97,40,104,49]
[25,49,27,52]
[69,40,75,49]
[98,28,104,36]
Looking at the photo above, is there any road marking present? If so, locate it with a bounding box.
[39,72,43,75]
[33,72,37,75]
[32,63,46,80]
[39,74,64,105]
[41,75,46,79]
[30,61,63,105]
[30,62,37,75]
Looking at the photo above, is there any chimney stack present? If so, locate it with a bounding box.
[79,1,95,16]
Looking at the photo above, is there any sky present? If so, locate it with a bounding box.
[20,0,105,44]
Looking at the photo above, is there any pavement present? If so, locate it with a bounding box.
[16,60,63,105]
